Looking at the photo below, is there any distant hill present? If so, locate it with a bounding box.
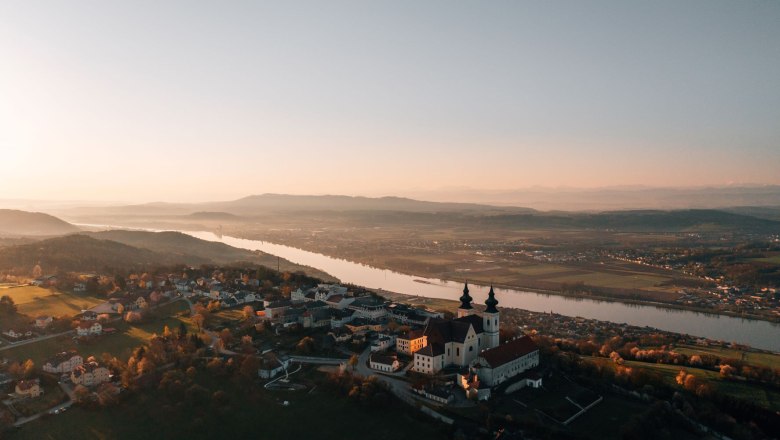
[60,194,535,218]
[206,194,533,214]
[187,211,240,220]
[85,230,257,264]
[0,232,337,280]
[404,185,780,211]
[477,209,780,232]
[0,235,168,273]
[0,209,79,236]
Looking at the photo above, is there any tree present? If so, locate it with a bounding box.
[162,325,172,339]
[0,295,17,315]
[296,336,315,354]
[22,359,36,378]
[219,328,233,347]
[32,264,43,278]
[177,321,188,339]
[73,385,92,403]
[242,305,255,321]
[348,354,359,372]
[192,313,205,332]
[239,355,261,379]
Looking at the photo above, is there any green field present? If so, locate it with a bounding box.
[10,369,447,440]
[0,286,104,317]
[1,301,193,363]
[584,356,780,411]
[672,344,780,369]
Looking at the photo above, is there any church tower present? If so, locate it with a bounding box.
[483,285,500,349]
[457,282,474,318]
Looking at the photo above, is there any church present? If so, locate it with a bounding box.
[412,282,501,374]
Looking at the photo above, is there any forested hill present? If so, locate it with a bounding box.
[0,232,337,281]
[0,209,79,236]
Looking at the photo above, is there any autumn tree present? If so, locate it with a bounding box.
[239,355,261,379]
[0,295,17,315]
[348,354,359,371]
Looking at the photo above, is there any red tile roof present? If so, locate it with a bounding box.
[479,335,538,368]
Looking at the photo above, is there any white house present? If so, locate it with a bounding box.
[35,316,53,329]
[76,321,102,337]
[43,351,83,374]
[258,353,292,379]
[369,354,400,372]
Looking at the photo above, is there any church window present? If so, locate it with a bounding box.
[456,348,460,356]
[469,346,473,352]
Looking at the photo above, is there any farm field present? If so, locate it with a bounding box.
[1,286,103,317]
[583,356,780,411]
[1,300,193,364]
[672,344,780,370]
[10,369,446,440]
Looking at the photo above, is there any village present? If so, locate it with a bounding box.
[0,269,554,428]
[1,265,778,439]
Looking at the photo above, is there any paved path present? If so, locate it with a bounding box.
[0,330,75,352]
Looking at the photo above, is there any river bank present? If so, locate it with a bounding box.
[227,234,779,325]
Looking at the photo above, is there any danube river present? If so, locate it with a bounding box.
[175,230,779,352]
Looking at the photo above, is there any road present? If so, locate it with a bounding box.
[0,330,75,352]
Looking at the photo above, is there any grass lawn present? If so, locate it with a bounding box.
[2,300,194,364]
[10,369,448,440]
[10,382,68,417]
[672,344,780,369]
[567,394,650,440]
[2,286,104,318]
[583,356,780,411]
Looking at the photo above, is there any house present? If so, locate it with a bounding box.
[345,318,385,334]
[300,309,332,328]
[32,275,58,287]
[264,300,292,319]
[15,379,43,398]
[2,329,33,339]
[369,353,400,372]
[134,296,148,309]
[349,296,387,319]
[413,344,446,374]
[34,315,53,329]
[325,294,355,310]
[397,329,427,355]
[412,385,454,404]
[71,361,110,386]
[461,335,540,388]
[76,321,102,337]
[258,353,292,379]
[371,335,396,352]
[329,309,355,328]
[327,327,353,343]
[43,351,83,373]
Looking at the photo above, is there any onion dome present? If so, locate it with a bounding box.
[485,285,499,313]
[459,282,473,309]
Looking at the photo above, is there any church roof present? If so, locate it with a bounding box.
[478,335,537,369]
[458,282,473,310]
[425,315,484,344]
[416,343,445,357]
[485,285,499,313]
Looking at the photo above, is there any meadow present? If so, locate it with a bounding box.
[0,286,103,317]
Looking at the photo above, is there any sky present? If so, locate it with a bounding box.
[1,0,779,203]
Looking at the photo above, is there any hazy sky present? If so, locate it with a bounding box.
[1,1,779,202]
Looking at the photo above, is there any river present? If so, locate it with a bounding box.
[170,230,778,352]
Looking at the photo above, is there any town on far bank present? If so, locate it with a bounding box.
[1,265,779,439]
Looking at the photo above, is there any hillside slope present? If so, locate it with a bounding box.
[0,209,80,236]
